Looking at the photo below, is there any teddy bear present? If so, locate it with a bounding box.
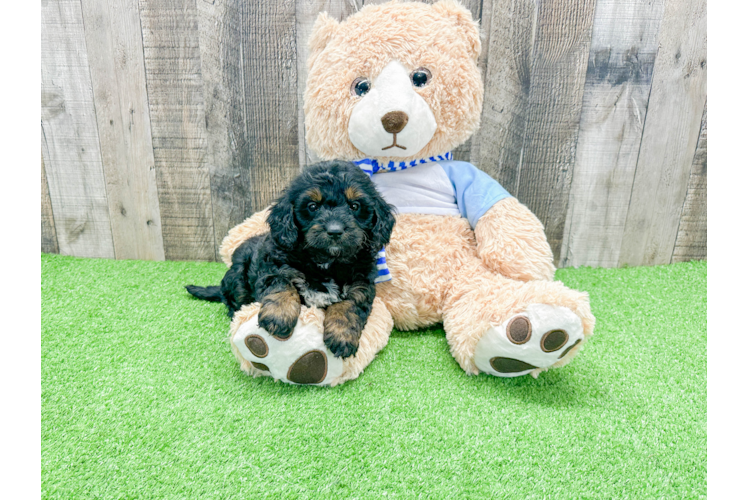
[221,0,595,386]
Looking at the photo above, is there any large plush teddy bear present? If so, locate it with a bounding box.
[221,0,595,386]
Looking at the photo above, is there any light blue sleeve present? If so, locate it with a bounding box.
[440,161,512,228]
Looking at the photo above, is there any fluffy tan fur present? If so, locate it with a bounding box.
[304,0,484,162]
[375,206,594,375]
[221,0,595,383]
[227,300,392,384]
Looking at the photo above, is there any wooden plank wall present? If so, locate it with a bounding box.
[41,0,708,268]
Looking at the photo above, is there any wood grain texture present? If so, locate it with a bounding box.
[41,0,114,258]
[197,0,250,257]
[672,102,707,262]
[41,152,59,254]
[559,0,666,268]
[138,0,215,261]
[513,0,597,263]
[81,0,165,260]
[240,0,300,210]
[469,0,536,187]
[619,0,707,266]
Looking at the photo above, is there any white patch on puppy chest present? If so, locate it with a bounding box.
[294,279,341,308]
[348,60,437,157]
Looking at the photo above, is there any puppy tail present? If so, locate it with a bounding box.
[185,285,224,302]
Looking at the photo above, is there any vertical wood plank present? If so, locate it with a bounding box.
[139,0,215,261]
[81,0,165,260]
[513,0,598,263]
[558,0,666,268]
[41,152,59,254]
[197,0,249,256]
[469,0,536,188]
[672,102,707,262]
[41,0,114,258]
[240,0,300,210]
[619,0,707,266]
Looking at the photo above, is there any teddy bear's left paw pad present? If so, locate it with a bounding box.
[232,316,342,385]
[474,304,584,377]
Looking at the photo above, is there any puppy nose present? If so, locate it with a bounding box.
[381,111,409,134]
[325,221,344,236]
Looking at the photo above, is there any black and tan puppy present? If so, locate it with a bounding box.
[186,160,395,358]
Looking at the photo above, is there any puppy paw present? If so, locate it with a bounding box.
[323,302,362,359]
[258,290,301,339]
[473,304,586,377]
[232,306,344,385]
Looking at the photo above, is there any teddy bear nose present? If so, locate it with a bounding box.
[381,111,409,134]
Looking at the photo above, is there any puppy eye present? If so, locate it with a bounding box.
[349,202,360,211]
[410,68,432,88]
[307,202,318,212]
[351,77,371,97]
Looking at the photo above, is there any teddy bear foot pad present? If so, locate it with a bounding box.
[473,304,584,377]
[232,315,344,385]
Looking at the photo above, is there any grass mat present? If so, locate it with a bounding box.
[41,254,706,498]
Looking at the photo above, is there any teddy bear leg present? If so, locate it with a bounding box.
[229,298,393,386]
[443,269,595,378]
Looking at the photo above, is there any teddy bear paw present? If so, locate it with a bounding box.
[473,304,584,377]
[232,314,344,385]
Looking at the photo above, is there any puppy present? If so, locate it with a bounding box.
[186,160,395,358]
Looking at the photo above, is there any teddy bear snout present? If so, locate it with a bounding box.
[381,111,409,134]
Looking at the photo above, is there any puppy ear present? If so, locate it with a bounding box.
[267,192,298,250]
[369,194,396,254]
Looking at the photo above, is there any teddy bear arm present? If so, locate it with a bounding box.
[218,207,271,267]
[474,198,555,282]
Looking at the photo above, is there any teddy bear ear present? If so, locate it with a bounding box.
[308,12,339,66]
[432,0,481,61]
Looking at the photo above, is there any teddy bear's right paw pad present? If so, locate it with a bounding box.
[474,304,584,377]
[232,315,341,385]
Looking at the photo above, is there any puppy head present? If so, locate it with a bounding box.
[267,161,395,262]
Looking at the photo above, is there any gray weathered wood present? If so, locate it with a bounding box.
[41,0,114,258]
[81,0,165,261]
[41,152,59,254]
[513,0,598,263]
[559,0,666,268]
[469,0,536,185]
[672,102,707,262]
[240,0,300,209]
[619,0,707,266]
[138,0,215,261]
[40,0,708,267]
[197,0,250,256]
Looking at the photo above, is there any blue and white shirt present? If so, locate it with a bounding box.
[356,153,511,283]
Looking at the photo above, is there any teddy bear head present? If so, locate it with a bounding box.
[304,0,483,163]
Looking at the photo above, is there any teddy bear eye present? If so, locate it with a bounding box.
[351,77,371,97]
[410,68,432,88]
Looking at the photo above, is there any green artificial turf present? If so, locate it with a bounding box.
[41,253,706,499]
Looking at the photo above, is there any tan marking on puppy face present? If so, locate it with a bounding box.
[306,188,323,202]
[344,186,361,200]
